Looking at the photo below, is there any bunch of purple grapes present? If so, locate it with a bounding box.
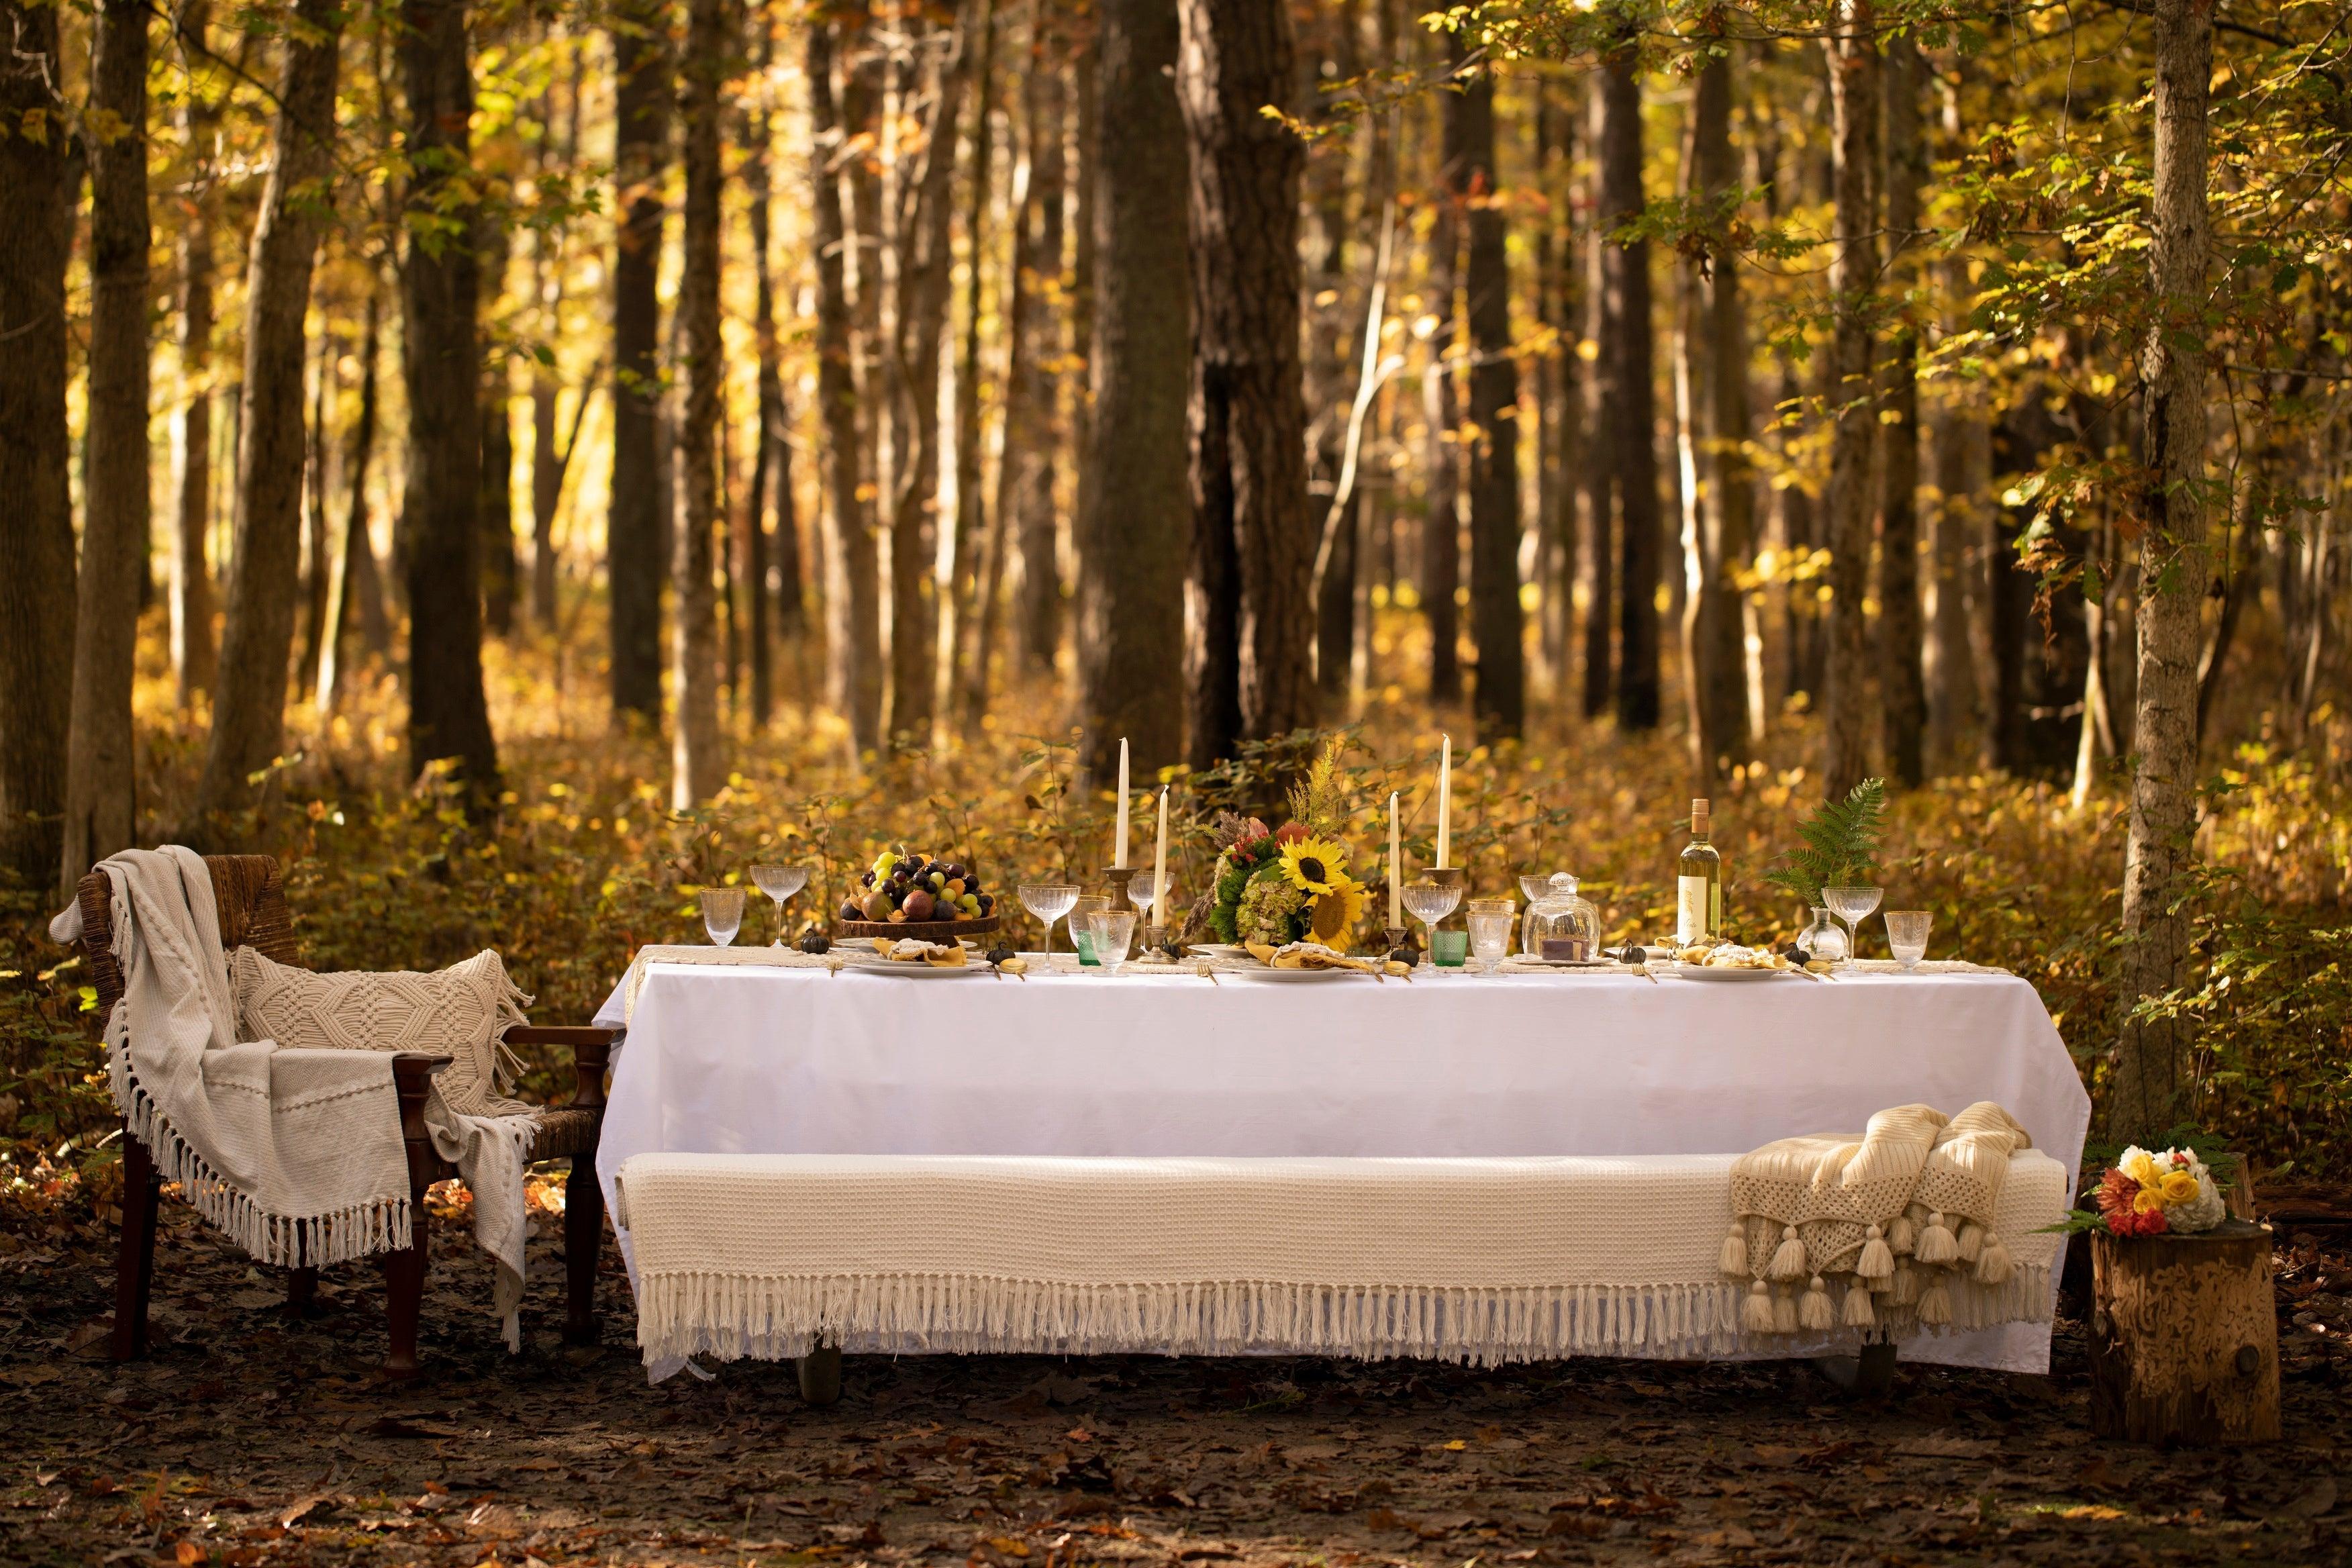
[840,847,995,926]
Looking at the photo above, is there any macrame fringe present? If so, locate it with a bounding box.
[110,1053,411,1268]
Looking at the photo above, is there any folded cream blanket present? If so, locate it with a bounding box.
[1724,1101,2034,1336]
[614,1150,2069,1370]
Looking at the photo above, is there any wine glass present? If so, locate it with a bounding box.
[1400,879,1462,970]
[1466,899,1516,973]
[1884,910,1933,971]
[750,863,810,942]
[699,887,745,947]
[1130,876,1175,947]
[1822,885,1882,963]
[1018,883,1081,961]
[1086,909,1137,975]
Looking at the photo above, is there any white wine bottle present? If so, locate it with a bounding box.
[1676,797,1723,946]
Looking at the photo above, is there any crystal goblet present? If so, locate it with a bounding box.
[1884,910,1933,971]
[1822,885,1882,963]
[1466,899,1516,973]
[750,863,810,942]
[700,887,745,947]
[1086,909,1137,974]
[1018,883,1081,962]
[1400,879,1462,970]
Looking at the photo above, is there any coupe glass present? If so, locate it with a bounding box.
[1466,899,1516,972]
[1517,873,1556,906]
[1822,885,1882,962]
[1400,879,1462,969]
[750,863,810,942]
[1884,910,1933,970]
[699,887,745,947]
[1086,909,1137,974]
[1018,882,1081,961]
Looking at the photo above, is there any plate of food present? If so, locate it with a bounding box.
[1669,943,1810,981]
[844,937,986,976]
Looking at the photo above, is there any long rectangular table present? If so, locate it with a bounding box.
[593,957,2088,1373]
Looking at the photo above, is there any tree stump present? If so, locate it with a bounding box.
[2088,1219,2279,1444]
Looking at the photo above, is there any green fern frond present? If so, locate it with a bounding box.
[1762,779,1888,908]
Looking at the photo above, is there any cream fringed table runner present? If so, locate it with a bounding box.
[614,1150,2069,1370]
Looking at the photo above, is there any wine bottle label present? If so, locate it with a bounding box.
[1677,876,1711,944]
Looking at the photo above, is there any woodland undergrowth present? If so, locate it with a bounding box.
[3,611,2348,1228]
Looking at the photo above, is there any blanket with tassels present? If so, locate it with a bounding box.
[1722,1101,2033,1338]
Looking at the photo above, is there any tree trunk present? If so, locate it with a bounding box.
[400,0,500,802]
[1177,0,1312,767]
[1580,76,1614,721]
[295,328,334,695]
[2108,0,2214,1144]
[941,0,999,733]
[172,0,219,703]
[609,0,671,724]
[743,18,795,724]
[1455,39,1521,743]
[1597,44,1659,732]
[184,0,342,837]
[1012,21,1069,683]
[62,0,152,891]
[670,0,728,805]
[1877,33,1926,787]
[1927,248,1987,767]
[477,216,518,638]
[808,17,883,755]
[885,12,971,749]
[317,284,389,713]
[1422,39,1463,709]
[2088,1222,2280,1444]
[1675,52,1751,784]
[1821,1,1879,799]
[1077,0,1188,778]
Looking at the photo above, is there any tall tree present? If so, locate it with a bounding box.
[807,10,883,754]
[1076,0,1189,777]
[317,282,393,713]
[671,0,727,804]
[62,0,154,891]
[1455,38,1522,742]
[478,217,519,637]
[1877,31,1926,786]
[608,0,671,723]
[1422,37,1463,709]
[1008,7,1069,685]
[2106,0,2214,1142]
[401,0,500,799]
[1579,75,1614,720]
[528,41,584,629]
[1821,0,1879,798]
[942,0,998,728]
[1675,52,1755,782]
[184,0,343,835]
[742,9,797,726]
[1177,0,1312,766]
[1596,32,1659,731]
[172,0,220,703]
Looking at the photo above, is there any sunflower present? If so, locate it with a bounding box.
[1277,834,1351,897]
[1308,871,1367,943]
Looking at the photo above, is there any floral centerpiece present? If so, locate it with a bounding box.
[2058,1146,2231,1238]
[1208,744,1367,948]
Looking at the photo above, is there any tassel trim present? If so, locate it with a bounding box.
[1766,1225,1810,1282]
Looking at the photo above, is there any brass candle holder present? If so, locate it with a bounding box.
[1097,866,1138,914]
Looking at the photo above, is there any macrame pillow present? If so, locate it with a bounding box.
[230,946,535,1120]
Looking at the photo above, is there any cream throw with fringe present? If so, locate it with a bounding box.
[614,1150,2068,1371]
[1724,1101,2035,1337]
[53,848,538,1349]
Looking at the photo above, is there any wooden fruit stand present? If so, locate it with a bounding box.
[2088,1218,2280,1443]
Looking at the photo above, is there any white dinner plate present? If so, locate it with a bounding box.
[1671,963,1799,982]
[842,957,987,978]
[1190,943,1256,961]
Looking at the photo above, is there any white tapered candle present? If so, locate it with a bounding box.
[1114,738,1130,868]
[1388,791,1402,928]
[1435,734,1452,870]
[1153,787,1169,918]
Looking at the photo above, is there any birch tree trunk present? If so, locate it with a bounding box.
[2107,0,2215,1142]
[808,18,884,755]
[1456,40,1522,743]
[1598,42,1659,732]
[185,0,342,836]
[1177,0,1312,765]
[1077,0,1188,777]
[671,0,727,805]
[62,0,153,891]
[399,0,501,801]
[1877,32,1927,787]
[608,0,671,723]
[173,0,220,703]
[1822,0,1880,799]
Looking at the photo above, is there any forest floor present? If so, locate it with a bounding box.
[5,1191,2349,1568]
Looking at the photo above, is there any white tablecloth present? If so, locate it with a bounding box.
[593,962,2088,1372]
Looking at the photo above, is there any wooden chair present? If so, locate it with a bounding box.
[75,854,614,1377]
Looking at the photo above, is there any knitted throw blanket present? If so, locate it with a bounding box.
[56,848,416,1267]
[1724,1101,2033,1336]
